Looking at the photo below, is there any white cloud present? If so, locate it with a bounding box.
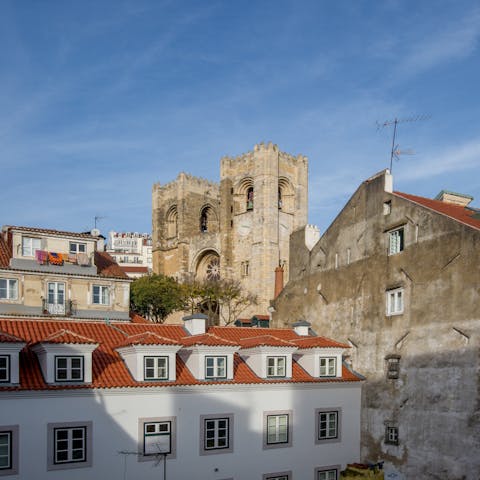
[396,137,480,182]
[394,8,480,78]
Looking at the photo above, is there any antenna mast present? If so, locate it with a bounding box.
[377,115,429,172]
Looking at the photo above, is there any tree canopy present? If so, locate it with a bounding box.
[131,274,257,325]
[130,274,184,323]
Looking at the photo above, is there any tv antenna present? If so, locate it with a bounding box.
[94,215,106,229]
[377,115,429,172]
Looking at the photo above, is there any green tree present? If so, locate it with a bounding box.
[180,278,257,326]
[130,274,184,323]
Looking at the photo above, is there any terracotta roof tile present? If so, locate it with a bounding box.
[394,191,480,230]
[292,336,350,349]
[181,333,238,347]
[35,329,98,345]
[0,236,11,268]
[0,331,25,343]
[121,266,149,273]
[0,319,362,390]
[116,332,180,348]
[209,326,299,342]
[94,251,129,279]
[239,335,295,348]
[3,225,98,239]
[252,314,270,320]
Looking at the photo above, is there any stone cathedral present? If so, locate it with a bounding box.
[152,142,308,317]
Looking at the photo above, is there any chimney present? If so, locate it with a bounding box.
[292,320,311,336]
[435,190,473,207]
[183,313,208,335]
[274,265,284,299]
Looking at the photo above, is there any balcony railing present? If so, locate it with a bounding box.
[42,299,77,317]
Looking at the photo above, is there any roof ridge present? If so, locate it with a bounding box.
[41,329,97,344]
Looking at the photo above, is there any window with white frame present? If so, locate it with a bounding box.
[55,356,84,382]
[205,356,226,379]
[144,356,168,380]
[317,410,339,441]
[144,421,172,455]
[265,413,290,447]
[317,468,338,480]
[92,285,109,305]
[265,475,290,480]
[69,242,86,254]
[266,356,286,377]
[319,357,336,377]
[203,417,230,451]
[0,431,11,470]
[388,228,404,255]
[0,356,10,383]
[386,288,404,315]
[21,237,41,257]
[0,279,18,300]
[54,426,86,464]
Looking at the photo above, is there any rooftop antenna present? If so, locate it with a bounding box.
[377,115,429,172]
[94,215,106,229]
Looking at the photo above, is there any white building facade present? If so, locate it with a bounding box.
[0,316,362,480]
[107,231,152,278]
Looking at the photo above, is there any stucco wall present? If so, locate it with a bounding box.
[273,171,480,479]
[1,383,361,479]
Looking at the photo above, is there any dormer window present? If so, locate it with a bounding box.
[22,236,41,257]
[267,356,286,378]
[319,357,336,377]
[31,330,98,385]
[144,356,169,380]
[55,356,84,382]
[0,355,10,382]
[205,356,227,379]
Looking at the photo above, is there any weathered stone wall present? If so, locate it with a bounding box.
[273,170,480,479]
[152,143,309,317]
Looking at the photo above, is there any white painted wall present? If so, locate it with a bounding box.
[0,383,361,480]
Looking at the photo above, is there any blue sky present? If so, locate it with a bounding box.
[1,0,479,235]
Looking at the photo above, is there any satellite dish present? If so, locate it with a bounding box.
[91,228,101,237]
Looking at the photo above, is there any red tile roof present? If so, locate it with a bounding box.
[0,331,25,343]
[3,225,99,239]
[116,332,180,348]
[292,336,350,349]
[181,333,238,347]
[0,236,10,268]
[94,251,129,279]
[34,329,98,345]
[121,266,149,273]
[0,319,361,390]
[253,314,270,320]
[394,192,480,230]
[239,335,296,348]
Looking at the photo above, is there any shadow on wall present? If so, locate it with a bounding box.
[360,345,480,480]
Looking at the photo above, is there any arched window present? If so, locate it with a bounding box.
[166,206,178,238]
[200,206,212,232]
[246,187,254,211]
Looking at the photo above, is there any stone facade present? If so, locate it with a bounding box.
[272,170,480,479]
[152,142,308,317]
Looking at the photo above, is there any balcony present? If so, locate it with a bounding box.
[42,299,77,317]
